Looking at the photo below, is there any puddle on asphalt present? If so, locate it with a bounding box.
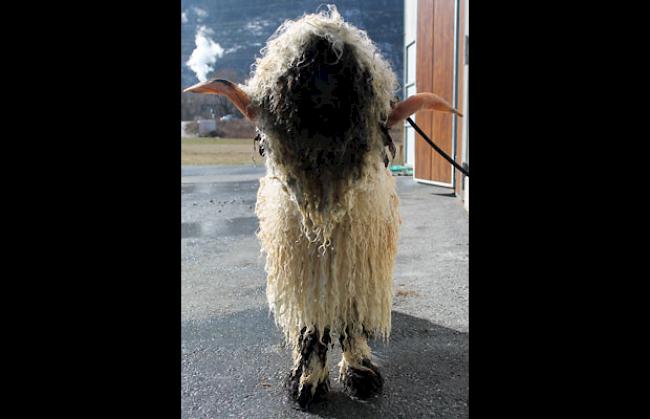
[181,184,196,194]
[181,223,202,238]
[181,180,260,195]
[181,217,259,238]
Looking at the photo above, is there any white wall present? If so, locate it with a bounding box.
[462,0,469,211]
[198,119,216,136]
[405,0,417,43]
[404,0,418,167]
[462,0,469,167]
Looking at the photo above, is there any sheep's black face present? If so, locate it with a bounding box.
[263,35,375,180]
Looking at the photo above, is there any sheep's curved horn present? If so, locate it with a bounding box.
[183,79,256,121]
[387,93,462,128]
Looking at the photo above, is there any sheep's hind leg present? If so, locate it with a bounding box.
[338,331,383,399]
[287,326,331,409]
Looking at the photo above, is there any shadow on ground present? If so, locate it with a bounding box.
[182,309,468,418]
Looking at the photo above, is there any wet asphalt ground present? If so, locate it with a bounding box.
[181,165,469,418]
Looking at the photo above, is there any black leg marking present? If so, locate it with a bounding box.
[286,326,331,410]
[339,329,383,400]
[342,357,384,399]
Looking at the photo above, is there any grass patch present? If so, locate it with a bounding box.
[181,137,265,165]
[182,137,250,145]
[181,135,405,166]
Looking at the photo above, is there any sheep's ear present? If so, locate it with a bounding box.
[183,79,256,121]
[387,93,462,128]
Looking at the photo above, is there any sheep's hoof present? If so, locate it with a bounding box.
[286,368,330,410]
[341,358,383,399]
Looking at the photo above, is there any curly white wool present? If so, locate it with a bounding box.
[247,5,401,343]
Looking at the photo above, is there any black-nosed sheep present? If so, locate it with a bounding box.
[184,5,460,409]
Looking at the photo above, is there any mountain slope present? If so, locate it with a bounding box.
[181,0,404,95]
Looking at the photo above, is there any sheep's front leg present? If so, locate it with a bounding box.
[287,326,331,409]
[338,331,383,399]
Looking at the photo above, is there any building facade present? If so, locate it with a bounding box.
[404,0,468,209]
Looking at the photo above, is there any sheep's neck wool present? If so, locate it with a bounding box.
[246,5,401,342]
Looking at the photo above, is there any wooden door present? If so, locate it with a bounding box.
[415,0,462,187]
